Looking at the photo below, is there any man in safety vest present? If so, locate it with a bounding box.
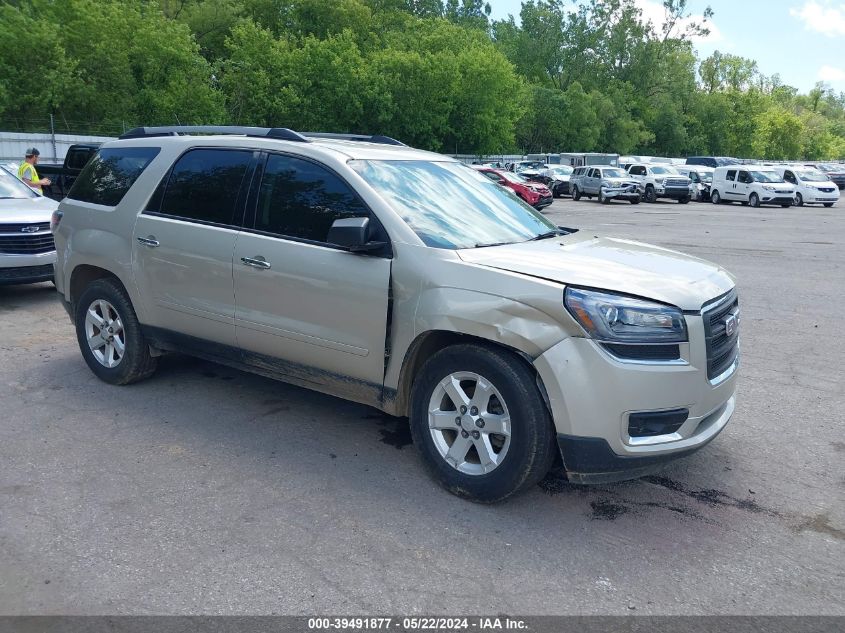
[18,148,51,195]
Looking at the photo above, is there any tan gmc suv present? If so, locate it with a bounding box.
[53,126,739,502]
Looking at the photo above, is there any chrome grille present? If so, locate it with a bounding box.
[665,178,689,187]
[702,290,739,381]
[0,223,55,255]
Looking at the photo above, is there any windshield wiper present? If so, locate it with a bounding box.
[474,241,514,248]
[528,227,575,241]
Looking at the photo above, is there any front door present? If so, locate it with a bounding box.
[233,152,392,399]
[132,147,255,347]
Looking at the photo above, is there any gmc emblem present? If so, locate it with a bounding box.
[724,314,738,337]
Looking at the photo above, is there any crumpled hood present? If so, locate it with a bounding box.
[603,177,639,187]
[458,233,735,311]
[0,195,59,223]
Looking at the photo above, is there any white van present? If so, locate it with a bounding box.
[773,166,839,207]
[710,165,795,208]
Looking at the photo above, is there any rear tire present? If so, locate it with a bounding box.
[630,196,641,204]
[711,190,722,204]
[678,197,690,204]
[572,185,581,201]
[824,203,834,207]
[75,278,157,385]
[409,344,556,503]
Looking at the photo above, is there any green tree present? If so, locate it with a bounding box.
[752,107,803,160]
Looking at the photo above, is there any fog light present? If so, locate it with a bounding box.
[628,408,688,438]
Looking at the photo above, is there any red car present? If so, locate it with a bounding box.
[475,167,554,210]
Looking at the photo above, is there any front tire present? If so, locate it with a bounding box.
[644,186,656,203]
[75,278,157,385]
[599,190,610,204]
[630,196,641,204]
[572,185,581,201]
[678,196,690,204]
[795,193,804,207]
[824,203,834,207]
[409,344,556,503]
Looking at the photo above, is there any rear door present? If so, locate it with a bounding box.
[132,147,256,347]
[232,152,392,394]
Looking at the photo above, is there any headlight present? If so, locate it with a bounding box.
[762,185,775,191]
[564,287,688,343]
[654,177,665,183]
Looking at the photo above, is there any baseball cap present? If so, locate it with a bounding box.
[25,148,40,157]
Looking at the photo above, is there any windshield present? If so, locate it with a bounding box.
[601,168,628,178]
[350,160,556,249]
[650,166,678,175]
[796,170,827,182]
[549,166,573,175]
[500,171,528,184]
[749,171,783,183]
[696,169,714,182]
[0,167,38,199]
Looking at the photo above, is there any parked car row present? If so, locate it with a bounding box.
[515,161,841,209]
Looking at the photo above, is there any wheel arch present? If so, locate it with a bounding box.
[68,265,127,323]
[386,330,548,419]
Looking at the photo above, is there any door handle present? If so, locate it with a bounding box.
[137,236,159,247]
[241,256,271,270]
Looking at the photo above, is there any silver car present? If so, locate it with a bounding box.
[53,127,739,502]
[0,166,59,285]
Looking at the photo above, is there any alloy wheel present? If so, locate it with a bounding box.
[427,371,512,476]
[84,299,125,368]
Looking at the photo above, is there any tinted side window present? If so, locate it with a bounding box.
[68,147,160,206]
[784,171,795,183]
[738,171,750,183]
[726,170,737,181]
[66,148,93,170]
[254,154,369,243]
[159,149,253,225]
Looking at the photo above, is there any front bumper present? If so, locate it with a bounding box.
[600,185,639,200]
[533,195,554,209]
[534,315,737,483]
[0,251,56,285]
[652,186,691,199]
[804,190,840,204]
[761,195,793,205]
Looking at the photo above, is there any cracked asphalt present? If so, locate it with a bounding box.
[0,197,843,615]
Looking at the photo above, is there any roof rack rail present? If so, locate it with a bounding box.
[118,126,308,142]
[118,126,407,146]
[301,132,406,146]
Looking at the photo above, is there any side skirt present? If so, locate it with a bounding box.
[141,325,388,411]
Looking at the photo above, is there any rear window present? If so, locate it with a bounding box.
[68,147,160,206]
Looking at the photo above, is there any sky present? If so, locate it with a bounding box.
[486,0,845,94]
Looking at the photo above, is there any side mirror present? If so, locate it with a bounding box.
[327,217,385,253]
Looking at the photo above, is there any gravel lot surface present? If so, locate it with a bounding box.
[0,197,842,615]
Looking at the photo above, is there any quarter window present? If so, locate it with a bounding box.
[158,148,253,225]
[254,154,369,243]
[68,147,160,206]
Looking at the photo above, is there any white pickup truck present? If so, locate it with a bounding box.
[626,164,694,204]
